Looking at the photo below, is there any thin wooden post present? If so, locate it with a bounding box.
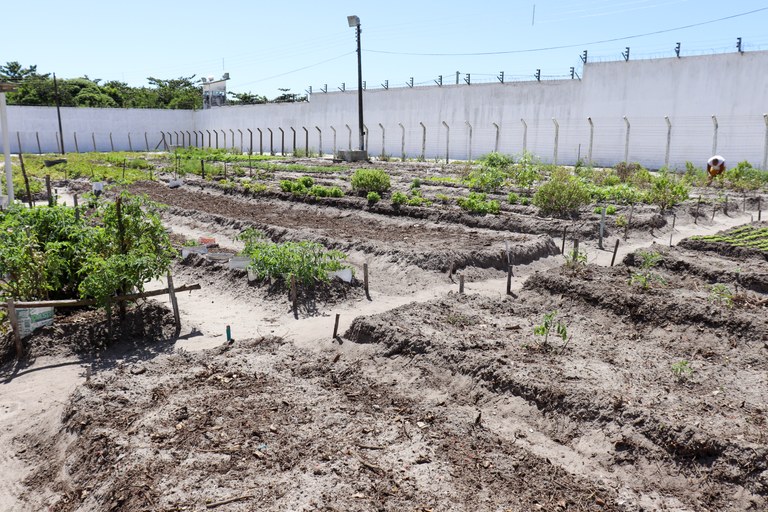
[724,194,728,216]
[759,197,762,221]
[459,274,464,294]
[694,195,701,224]
[226,326,232,342]
[611,239,620,266]
[669,213,676,247]
[363,263,369,298]
[19,153,33,208]
[561,226,567,254]
[598,206,606,250]
[201,159,205,179]
[167,272,180,335]
[291,275,298,313]
[7,299,22,359]
[333,313,340,339]
[506,265,513,295]
[45,175,53,206]
[573,239,579,255]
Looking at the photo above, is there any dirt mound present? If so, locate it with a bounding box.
[1,303,176,365]
[344,261,768,510]
[19,336,617,511]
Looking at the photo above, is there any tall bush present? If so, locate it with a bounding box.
[351,169,391,194]
[533,168,590,217]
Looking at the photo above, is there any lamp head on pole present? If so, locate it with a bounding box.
[347,15,360,27]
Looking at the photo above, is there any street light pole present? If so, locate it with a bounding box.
[348,15,365,154]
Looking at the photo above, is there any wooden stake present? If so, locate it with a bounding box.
[724,194,728,215]
[167,272,180,335]
[694,195,701,224]
[7,299,22,359]
[18,153,33,208]
[45,175,53,206]
[561,226,567,254]
[759,197,762,221]
[201,159,205,179]
[333,313,340,339]
[459,274,465,294]
[573,239,579,256]
[611,239,620,267]
[598,206,606,250]
[625,204,634,240]
[506,265,513,295]
[669,213,676,247]
[363,263,369,296]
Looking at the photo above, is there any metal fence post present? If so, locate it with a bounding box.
[664,116,672,168]
[257,128,263,155]
[279,127,285,155]
[552,118,559,165]
[109,132,114,152]
[290,127,296,154]
[238,129,243,153]
[268,128,274,155]
[587,117,594,165]
[442,121,450,163]
[330,126,337,155]
[247,128,253,154]
[144,132,149,151]
[74,132,80,153]
[465,121,472,161]
[303,126,309,155]
[92,132,97,152]
[398,123,405,160]
[378,123,385,158]
[492,122,500,153]
[520,119,527,153]
[35,132,41,154]
[128,133,133,152]
[711,115,718,156]
[316,126,323,156]
[345,124,352,150]
[623,115,630,163]
[763,114,768,171]
[419,122,426,161]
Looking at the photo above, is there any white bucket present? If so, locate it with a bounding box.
[181,245,208,258]
[205,252,232,263]
[228,256,250,270]
[330,268,353,283]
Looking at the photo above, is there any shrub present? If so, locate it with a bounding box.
[507,192,520,204]
[614,161,643,182]
[366,191,381,203]
[457,192,500,215]
[607,205,617,215]
[643,171,689,210]
[478,152,514,169]
[297,176,314,188]
[243,181,267,194]
[466,165,507,193]
[725,161,767,191]
[351,169,391,194]
[410,178,421,189]
[533,167,590,217]
[435,193,451,204]
[238,228,349,286]
[328,186,344,198]
[391,191,408,206]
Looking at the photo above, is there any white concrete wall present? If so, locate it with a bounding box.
[4,51,768,169]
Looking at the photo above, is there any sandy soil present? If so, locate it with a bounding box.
[1,168,766,511]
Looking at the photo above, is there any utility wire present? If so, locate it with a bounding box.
[365,7,768,56]
[231,52,354,88]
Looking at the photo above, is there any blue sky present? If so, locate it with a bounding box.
[5,1,768,99]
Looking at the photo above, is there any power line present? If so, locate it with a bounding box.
[230,52,355,89]
[365,7,768,57]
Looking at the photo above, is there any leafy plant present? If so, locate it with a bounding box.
[367,191,381,204]
[0,193,173,307]
[238,228,349,287]
[533,167,590,217]
[391,191,408,206]
[629,250,666,290]
[671,360,693,381]
[435,193,451,204]
[615,214,628,228]
[351,169,391,194]
[708,283,734,308]
[643,171,689,211]
[689,225,768,253]
[507,192,520,204]
[533,310,568,347]
[564,248,587,270]
[456,192,500,215]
